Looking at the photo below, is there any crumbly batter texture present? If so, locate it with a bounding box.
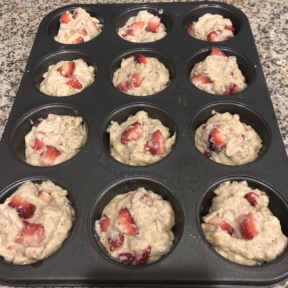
[195,111,262,165]
[0,181,74,265]
[54,7,102,44]
[113,54,170,96]
[118,10,166,43]
[107,111,176,166]
[95,187,175,265]
[25,114,87,166]
[202,181,287,266]
[187,13,235,41]
[40,59,95,96]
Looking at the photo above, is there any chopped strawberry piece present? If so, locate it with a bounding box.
[204,215,234,235]
[239,212,259,240]
[57,61,75,77]
[134,245,151,265]
[72,37,84,44]
[225,24,235,32]
[190,74,212,85]
[32,117,43,127]
[134,54,147,64]
[144,129,165,155]
[72,10,79,19]
[244,192,259,207]
[121,122,143,144]
[203,150,211,158]
[132,73,144,87]
[187,22,195,35]
[15,221,45,247]
[8,195,36,219]
[41,145,61,166]
[60,11,73,24]
[211,46,227,57]
[118,252,135,265]
[230,83,240,94]
[207,31,219,42]
[208,127,226,153]
[146,16,160,33]
[108,233,124,251]
[66,76,83,90]
[99,214,110,232]
[32,138,45,151]
[38,191,52,203]
[127,22,144,36]
[116,206,139,235]
[116,80,133,92]
[77,28,87,36]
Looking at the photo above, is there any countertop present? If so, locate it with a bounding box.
[0,0,288,287]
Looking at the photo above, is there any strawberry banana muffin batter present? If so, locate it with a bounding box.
[107,111,175,166]
[187,13,235,42]
[195,111,262,165]
[40,59,94,96]
[25,114,87,166]
[190,46,246,95]
[54,7,103,44]
[202,180,287,266]
[113,54,170,96]
[0,180,74,264]
[95,187,175,265]
[118,10,166,43]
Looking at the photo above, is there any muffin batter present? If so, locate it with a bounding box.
[0,180,74,265]
[95,187,175,265]
[118,10,166,43]
[25,114,87,166]
[54,7,102,44]
[202,180,287,266]
[40,59,95,96]
[107,110,175,166]
[195,111,262,165]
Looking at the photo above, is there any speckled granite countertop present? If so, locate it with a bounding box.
[0,0,288,287]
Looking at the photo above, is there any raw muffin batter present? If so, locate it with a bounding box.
[107,110,175,166]
[25,114,87,166]
[113,54,170,96]
[118,10,166,43]
[187,13,235,41]
[202,180,287,266]
[0,180,74,265]
[54,7,103,44]
[195,111,262,165]
[95,187,175,265]
[40,59,95,96]
[190,46,246,95]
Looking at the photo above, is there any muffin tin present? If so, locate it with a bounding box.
[1,1,288,286]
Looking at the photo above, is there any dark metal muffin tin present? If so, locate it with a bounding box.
[1,2,288,286]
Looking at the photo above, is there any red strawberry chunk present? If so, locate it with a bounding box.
[244,192,259,207]
[239,212,259,240]
[32,117,43,127]
[72,37,84,44]
[72,10,79,19]
[108,233,124,251]
[207,31,219,42]
[208,127,226,153]
[230,83,240,94]
[204,215,234,235]
[134,54,147,64]
[66,76,83,90]
[118,252,135,265]
[121,122,143,144]
[116,80,133,92]
[15,221,45,247]
[99,214,110,232]
[203,150,211,158]
[144,129,165,155]
[116,206,139,235]
[190,74,212,86]
[187,22,195,35]
[77,28,87,36]
[41,145,61,166]
[60,11,73,24]
[134,245,151,265]
[146,16,160,33]
[32,138,45,151]
[225,24,235,32]
[127,22,144,36]
[131,73,144,87]
[211,46,227,57]
[57,61,75,77]
[8,195,36,220]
